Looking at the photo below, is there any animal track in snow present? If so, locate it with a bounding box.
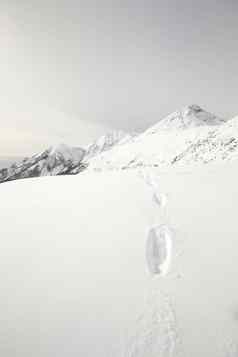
[146,225,173,276]
[153,192,168,208]
[139,169,173,276]
[125,290,181,357]
[139,169,168,209]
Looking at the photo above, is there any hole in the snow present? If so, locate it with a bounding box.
[146,225,172,276]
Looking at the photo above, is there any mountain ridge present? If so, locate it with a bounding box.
[0,144,86,184]
[0,104,234,183]
[144,104,226,134]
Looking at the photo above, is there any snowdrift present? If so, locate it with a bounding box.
[0,162,238,356]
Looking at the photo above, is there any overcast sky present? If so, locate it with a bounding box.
[1,0,238,155]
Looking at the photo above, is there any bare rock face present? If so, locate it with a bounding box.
[0,144,86,184]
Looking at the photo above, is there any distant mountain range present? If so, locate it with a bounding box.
[0,157,23,169]
[1,104,238,184]
[0,145,86,183]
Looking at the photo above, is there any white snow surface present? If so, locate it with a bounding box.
[1,163,238,356]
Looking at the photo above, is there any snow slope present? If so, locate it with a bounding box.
[171,114,238,166]
[0,164,238,356]
[88,105,233,171]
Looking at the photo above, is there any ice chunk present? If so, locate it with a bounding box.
[146,225,172,276]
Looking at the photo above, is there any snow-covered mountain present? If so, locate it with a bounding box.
[88,105,232,171]
[144,104,225,133]
[0,157,23,169]
[171,114,238,165]
[0,144,86,183]
[85,130,132,159]
[0,130,133,183]
[0,104,234,183]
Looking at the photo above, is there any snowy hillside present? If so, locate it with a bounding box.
[88,105,233,171]
[0,144,86,183]
[171,114,238,165]
[144,104,225,133]
[1,164,238,356]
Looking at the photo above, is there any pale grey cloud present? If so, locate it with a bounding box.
[1,0,238,154]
